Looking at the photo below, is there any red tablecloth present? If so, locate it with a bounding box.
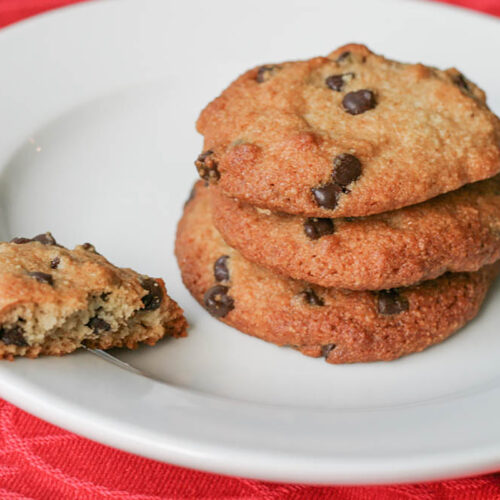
[1,0,500,498]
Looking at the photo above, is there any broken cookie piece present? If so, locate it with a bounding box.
[0,233,187,360]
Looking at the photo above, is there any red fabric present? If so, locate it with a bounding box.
[1,0,500,497]
[433,0,500,16]
[0,0,87,28]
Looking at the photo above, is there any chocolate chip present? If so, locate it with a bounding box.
[28,271,53,285]
[325,73,354,92]
[140,278,163,311]
[256,65,276,83]
[0,326,27,346]
[304,218,335,240]
[197,150,213,162]
[204,285,234,318]
[336,51,351,63]
[377,290,409,315]
[10,237,32,244]
[300,288,324,306]
[81,242,96,252]
[321,343,336,358]
[195,150,220,183]
[214,255,230,282]
[50,257,60,269]
[312,155,361,209]
[311,183,343,210]
[332,154,362,187]
[453,73,470,92]
[11,233,57,245]
[80,242,100,254]
[32,233,57,245]
[342,89,376,115]
[87,317,111,334]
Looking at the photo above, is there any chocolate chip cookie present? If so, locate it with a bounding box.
[196,43,500,218]
[0,233,187,360]
[176,185,498,363]
[210,175,500,290]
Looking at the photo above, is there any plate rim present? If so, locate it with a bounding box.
[1,354,500,485]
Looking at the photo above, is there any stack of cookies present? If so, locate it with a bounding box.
[176,44,500,364]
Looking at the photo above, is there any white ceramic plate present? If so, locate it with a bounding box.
[0,0,499,485]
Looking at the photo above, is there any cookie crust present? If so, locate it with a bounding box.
[196,44,500,217]
[211,175,500,290]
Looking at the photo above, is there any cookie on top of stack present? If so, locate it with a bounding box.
[176,44,500,364]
